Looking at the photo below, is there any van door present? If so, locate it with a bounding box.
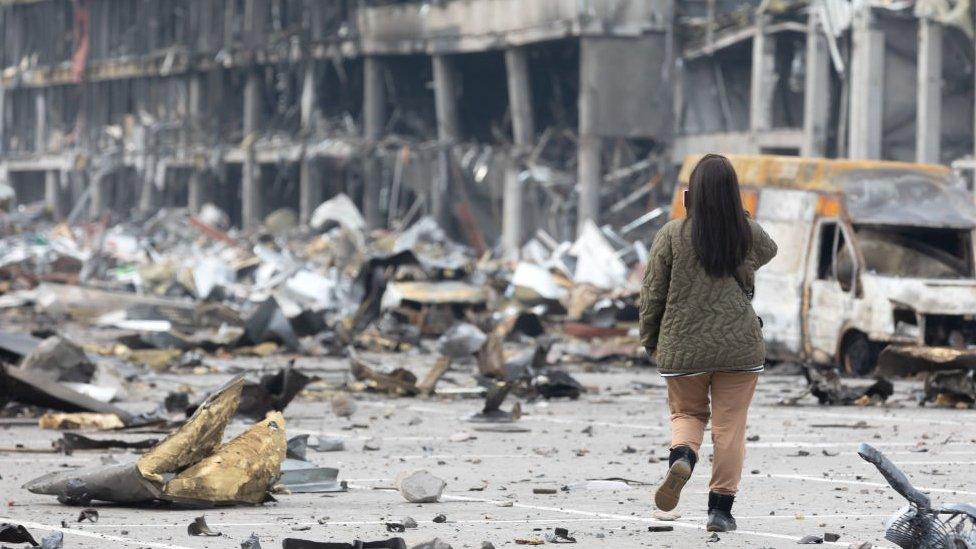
[806,220,858,361]
[753,189,818,358]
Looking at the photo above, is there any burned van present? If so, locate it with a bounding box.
[672,154,976,375]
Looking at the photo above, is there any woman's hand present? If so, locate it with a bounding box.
[645,347,657,361]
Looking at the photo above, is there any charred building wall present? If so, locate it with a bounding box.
[0,0,674,251]
[0,0,974,251]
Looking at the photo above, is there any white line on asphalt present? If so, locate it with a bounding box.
[439,492,851,547]
[342,483,850,547]
[0,517,194,549]
[753,473,976,496]
[82,514,895,529]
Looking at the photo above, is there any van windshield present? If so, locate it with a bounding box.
[849,225,974,279]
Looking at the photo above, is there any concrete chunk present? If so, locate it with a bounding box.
[395,470,446,503]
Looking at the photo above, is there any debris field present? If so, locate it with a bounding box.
[0,203,972,548]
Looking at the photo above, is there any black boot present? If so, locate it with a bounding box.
[706,491,737,532]
[654,446,697,511]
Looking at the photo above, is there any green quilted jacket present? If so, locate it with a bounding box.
[639,218,778,375]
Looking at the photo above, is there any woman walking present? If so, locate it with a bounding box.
[639,154,777,532]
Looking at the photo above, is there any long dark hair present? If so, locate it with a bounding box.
[687,154,752,278]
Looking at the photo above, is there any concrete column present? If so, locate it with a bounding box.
[432,56,460,142]
[187,168,205,214]
[299,160,321,226]
[45,170,63,220]
[432,55,460,228]
[89,171,106,219]
[34,90,46,153]
[802,11,830,157]
[187,74,205,214]
[362,56,386,230]
[849,7,885,160]
[503,47,535,256]
[299,62,321,225]
[916,17,943,164]
[750,16,776,132]
[242,69,262,229]
[577,135,602,234]
[577,39,602,234]
[0,83,6,155]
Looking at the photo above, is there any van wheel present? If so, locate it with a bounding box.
[842,333,877,377]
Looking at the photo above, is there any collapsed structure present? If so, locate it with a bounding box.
[0,0,970,250]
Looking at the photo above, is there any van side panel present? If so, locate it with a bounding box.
[752,188,818,359]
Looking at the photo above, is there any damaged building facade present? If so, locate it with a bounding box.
[0,0,973,249]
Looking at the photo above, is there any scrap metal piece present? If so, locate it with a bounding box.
[0,523,39,545]
[187,516,221,537]
[923,369,976,407]
[468,381,521,423]
[77,508,98,523]
[0,364,132,421]
[163,411,286,505]
[23,462,159,504]
[381,281,489,310]
[878,346,976,377]
[349,349,418,396]
[137,375,244,485]
[278,460,348,493]
[55,433,158,454]
[39,412,124,430]
[236,364,317,420]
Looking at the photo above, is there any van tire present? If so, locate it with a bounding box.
[841,332,877,377]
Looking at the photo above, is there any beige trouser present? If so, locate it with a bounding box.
[665,371,759,496]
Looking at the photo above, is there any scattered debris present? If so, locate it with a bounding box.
[0,523,39,545]
[544,528,577,543]
[55,433,157,454]
[781,367,893,406]
[241,533,263,549]
[187,516,221,537]
[76,508,99,523]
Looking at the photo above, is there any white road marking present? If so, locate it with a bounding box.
[0,517,194,549]
[753,473,976,496]
[342,483,851,546]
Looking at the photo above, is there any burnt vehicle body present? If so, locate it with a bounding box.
[672,154,976,375]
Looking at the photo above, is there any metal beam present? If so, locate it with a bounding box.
[44,169,62,220]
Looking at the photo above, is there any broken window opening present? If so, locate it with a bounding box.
[315,58,364,137]
[528,40,579,135]
[772,33,804,129]
[852,225,975,280]
[8,171,45,206]
[455,50,508,144]
[384,55,435,141]
[816,221,855,292]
